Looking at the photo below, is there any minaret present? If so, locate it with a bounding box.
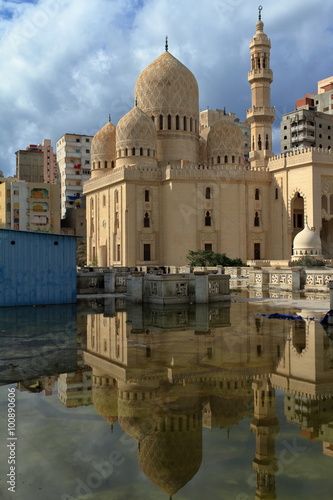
[247,6,275,168]
[251,376,279,500]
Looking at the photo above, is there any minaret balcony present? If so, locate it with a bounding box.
[248,68,273,82]
[246,106,275,121]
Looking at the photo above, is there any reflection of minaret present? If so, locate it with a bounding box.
[247,6,275,168]
[251,376,279,500]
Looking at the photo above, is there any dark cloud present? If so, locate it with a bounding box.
[0,0,333,176]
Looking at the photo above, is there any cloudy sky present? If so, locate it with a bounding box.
[1,0,333,177]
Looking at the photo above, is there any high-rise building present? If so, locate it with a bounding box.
[15,144,44,183]
[280,83,333,153]
[15,140,58,183]
[0,178,61,233]
[56,133,93,218]
[41,139,58,183]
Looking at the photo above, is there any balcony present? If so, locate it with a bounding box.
[246,106,275,121]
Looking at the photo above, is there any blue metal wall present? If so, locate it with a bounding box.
[0,229,77,306]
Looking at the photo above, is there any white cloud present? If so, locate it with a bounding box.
[0,0,333,176]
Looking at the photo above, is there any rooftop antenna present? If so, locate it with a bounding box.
[258,5,263,21]
[165,35,168,52]
[108,113,111,123]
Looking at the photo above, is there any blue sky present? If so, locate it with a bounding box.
[1,0,333,177]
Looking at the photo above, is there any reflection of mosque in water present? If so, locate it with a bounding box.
[83,300,333,498]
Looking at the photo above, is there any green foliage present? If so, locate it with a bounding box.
[76,239,87,267]
[290,255,325,267]
[186,250,247,267]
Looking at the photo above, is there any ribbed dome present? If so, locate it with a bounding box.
[116,106,156,152]
[292,222,322,258]
[138,427,202,496]
[135,51,199,119]
[207,120,244,164]
[91,121,116,166]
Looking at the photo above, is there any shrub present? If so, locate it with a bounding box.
[186,250,247,267]
[290,255,325,267]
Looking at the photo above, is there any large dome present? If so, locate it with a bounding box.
[135,51,199,119]
[116,106,157,154]
[207,120,244,165]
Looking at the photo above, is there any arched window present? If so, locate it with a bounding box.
[205,187,211,199]
[190,118,193,132]
[115,190,118,204]
[254,212,260,226]
[144,212,150,227]
[147,148,150,157]
[159,115,163,130]
[217,155,221,164]
[265,134,269,150]
[140,147,143,156]
[258,135,262,150]
[104,160,108,168]
[125,148,128,156]
[184,116,187,131]
[168,114,172,130]
[145,190,150,202]
[255,188,260,200]
[275,187,278,200]
[111,161,114,168]
[176,115,179,130]
[98,161,101,169]
[151,115,155,122]
[232,155,235,163]
[205,211,211,226]
[224,155,228,163]
[132,147,135,155]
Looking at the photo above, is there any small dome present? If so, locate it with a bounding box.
[116,106,156,153]
[135,51,199,119]
[292,222,322,258]
[91,121,116,167]
[207,120,244,164]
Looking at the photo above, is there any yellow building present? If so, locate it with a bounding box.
[0,178,61,233]
[84,11,333,267]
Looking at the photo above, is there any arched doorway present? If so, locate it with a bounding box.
[291,192,304,241]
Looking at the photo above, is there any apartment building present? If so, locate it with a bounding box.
[0,178,61,233]
[56,133,93,218]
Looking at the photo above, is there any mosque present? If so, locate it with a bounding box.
[84,9,333,267]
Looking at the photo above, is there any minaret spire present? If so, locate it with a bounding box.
[165,35,168,52]
[258,5,263,21]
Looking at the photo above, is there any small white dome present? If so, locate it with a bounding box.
[292,222,322,259]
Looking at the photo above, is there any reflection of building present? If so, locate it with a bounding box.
[56,133,93,218]
[82,297,333,497]
[0,178,60,232]
[58,370,92,408]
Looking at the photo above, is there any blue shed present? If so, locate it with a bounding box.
[0,229,77,306]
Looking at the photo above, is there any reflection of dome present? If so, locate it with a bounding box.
[93,379,118,425]
[90,121,116,178]
[116,106,157,164]
[292,222,322,259]
[208,395,250,429]
[135,51,199,119]
[207,120,244,165]
[139,424,202,496]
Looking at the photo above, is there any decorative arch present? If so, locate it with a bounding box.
[288,188,307,229]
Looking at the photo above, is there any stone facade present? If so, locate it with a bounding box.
[84,12,333,267]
